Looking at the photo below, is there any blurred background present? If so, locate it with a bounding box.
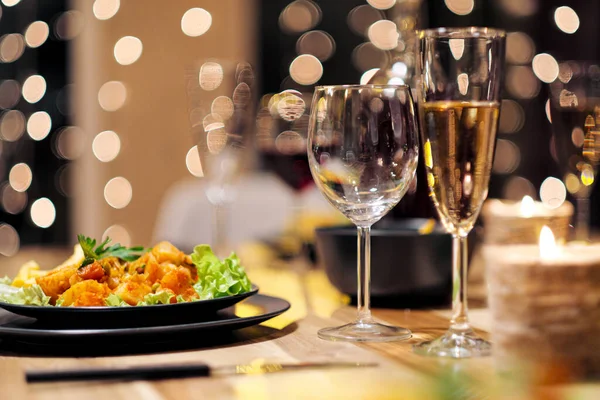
[0,0,597,262]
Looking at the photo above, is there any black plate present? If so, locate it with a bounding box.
[0,294,290,345]
[0,285,259,326]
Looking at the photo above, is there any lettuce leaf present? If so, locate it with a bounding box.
[0,276,12,285]
[136,291,173,306]
[105,293,131,307]
[0,283,51,306]
[191,245,252,300]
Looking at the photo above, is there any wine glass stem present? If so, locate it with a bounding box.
[357,225,373,323]
[212,201,229,258]
[576,196,590,241]
[450,235,470,331]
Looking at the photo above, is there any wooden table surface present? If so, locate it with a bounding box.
[0,248,598,399]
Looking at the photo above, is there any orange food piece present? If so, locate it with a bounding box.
[77,262,105,281]
[36,263,79,302]
[59,280,111,307]
[113,275,153,306]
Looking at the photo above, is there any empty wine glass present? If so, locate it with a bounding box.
[186,60,255,257]
[307,84,419,342]
[414,27,505,358]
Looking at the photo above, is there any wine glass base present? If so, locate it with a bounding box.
[318,321,412,342]
[413,328,491,358]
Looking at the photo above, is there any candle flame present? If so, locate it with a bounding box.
[539,225,559,259]
[520,195,535,217]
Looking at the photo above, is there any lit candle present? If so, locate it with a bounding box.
[481,197,573,245]
[485,227,600,376]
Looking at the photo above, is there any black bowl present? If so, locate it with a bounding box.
[315,219,475,309]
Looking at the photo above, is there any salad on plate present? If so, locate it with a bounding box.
[0,235,252,307]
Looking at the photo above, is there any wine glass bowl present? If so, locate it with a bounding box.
[308,84,419,342]
[414,27,505,357]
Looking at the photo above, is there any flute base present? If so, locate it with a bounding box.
[318,320,411,342]
[413,328,491,358]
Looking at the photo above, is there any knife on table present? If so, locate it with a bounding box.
[26,361,378,383]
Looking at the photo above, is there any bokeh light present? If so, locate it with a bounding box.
[279,0,321,34]
[352,42,388,72]
[56,164,74,197]
[181,8,212,37]
[289,54,323,85]
[98,81,127,111]
[565,172,580,194]
[540,177,566,208]
[199,62,223,91]
[0,33,25,63]
[233,82,251,110]
[277,91,305,121]
[367,0,396,10]
[55,11,84,40]
[457,73,469,96]
[347,5,384,37]
[55,126,85,160]
[0,223,19,257]
[503,176,536,200]
[554,6,579,34]
[532,53,559,83]
[92,130,121,162]
[296,30,336,62]
[185,146,204,177]
[499,100,525,134]
[25,21,49,48]
[498,0,538,17]
[545,99,552,123]
[558,62,573,83]
[571,127,585,148]
[27,111,51,141]
[104,177,132,209]
[360,68,379,85]
[368,20,399,51]
[276,130,304,155]
[22,75,46,104]
[444,0,474,16]
[56,84,74,116]
[114,36,143,65]
[0,80,20,109]
[211,96,234,120]
[449,39,465,60]
[236,63,255,87]
[506,66,540,99]
[506,32,535,65]
[1,183,27,215]
[0,110,25,141]
[1,0,20,7]
[30,197,56,228]
[206,128,228,154]
[93,0,120,20]
[9,163,32,192]
[103,225,131,247]
[203,113,224,131]
[493,139,520,174]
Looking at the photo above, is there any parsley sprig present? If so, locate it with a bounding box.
[77,234,149,268]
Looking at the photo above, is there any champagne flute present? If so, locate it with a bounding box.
[414,27,505,357]
[308,84,419,342]
[548,61,600,241]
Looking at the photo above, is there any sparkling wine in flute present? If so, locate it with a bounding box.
[422,101,500,236]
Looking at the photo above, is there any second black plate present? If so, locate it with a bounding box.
[0,294,290,346]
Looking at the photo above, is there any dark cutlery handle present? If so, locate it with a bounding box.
[26,364,211,383]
